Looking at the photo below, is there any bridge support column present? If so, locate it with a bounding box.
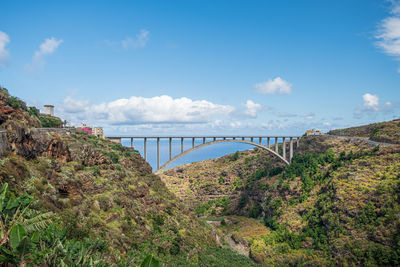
[267,137,270,148]
[251,137,253,142]
[289,137,293,162]
[223,137,226,140]
[181,137,184,154]
[130,138,133,148]
[213,137,216,141]
[203,137,206,144]
[233,137,236,140]
[275,137,278,152]
[169,137,172,161]
[259,137,262,144]
[242,137,244,140]
[157,137,160,170]
[192,137,195,148]
[144,138,147,161]
[282,137,286,160]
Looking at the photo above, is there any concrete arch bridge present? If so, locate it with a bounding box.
[106,135,301,173]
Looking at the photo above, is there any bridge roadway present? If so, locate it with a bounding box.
[106,135,301,172]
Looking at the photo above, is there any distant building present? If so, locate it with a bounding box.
[43,105,54,116]
[306,129,323,136]
[77,123,92,135]
[93,127,105,139]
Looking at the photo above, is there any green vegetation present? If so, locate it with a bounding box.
[38,115,63,128]
[329,118,400,144]
[195,197,231,216]
[1,88,262,266]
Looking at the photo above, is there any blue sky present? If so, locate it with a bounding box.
[0,0,399,135]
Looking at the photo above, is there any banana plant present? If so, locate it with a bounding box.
[0,183,51,266]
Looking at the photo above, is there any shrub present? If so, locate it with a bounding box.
[93,165,100,176]
[28,106,40,117]
[230,151,240,161]
[8,96,27,110]
[39,115,62,128]
[108,152,119,163]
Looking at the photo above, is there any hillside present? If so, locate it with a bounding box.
[328,118,400,144]
[160,132,400,265]
[0,87,258,266]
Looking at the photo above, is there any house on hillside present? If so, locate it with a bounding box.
[77,123,105,139]
[305,129,323,136]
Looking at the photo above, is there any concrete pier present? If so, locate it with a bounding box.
[169,137,172,160]
[144,137,147,161]
[289,137,293,162]
[282,137,286,160]
[181,137,184,153]
[157,137,160,170]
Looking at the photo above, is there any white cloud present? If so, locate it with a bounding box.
[363,93,379,111]
[244,100,262,118]
[62,95,234,125]
[62,96,91,113]
[354,93,396,118]
[26,37,63,71]
[254,77,292,94]
[0,31,10,67]
[375,1,400,71]
[121,29,150,49]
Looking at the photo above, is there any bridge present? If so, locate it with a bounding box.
[106,135,301,172]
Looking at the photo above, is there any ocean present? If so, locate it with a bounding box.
[121,138,279,171]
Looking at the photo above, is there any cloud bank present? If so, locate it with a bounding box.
[62,95,235,125]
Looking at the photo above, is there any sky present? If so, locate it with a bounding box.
[0,0,399,136]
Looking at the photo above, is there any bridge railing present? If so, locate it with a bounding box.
[106,135,301,171]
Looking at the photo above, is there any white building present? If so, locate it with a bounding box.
[43,105,55,116]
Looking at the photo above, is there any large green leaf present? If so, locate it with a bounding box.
[30,231,40,243]
[10,224,27,250]
[16,236,32,256]
[0,183,8,211]
[140,255,160,267]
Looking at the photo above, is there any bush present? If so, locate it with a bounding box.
[230,151,240,161]
[108,152,119,163]
[28,106,40,117]
[93,165,101,176]
[39,115,62,128]
[8,96,27,110]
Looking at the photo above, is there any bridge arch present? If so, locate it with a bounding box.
[155,139,289,174]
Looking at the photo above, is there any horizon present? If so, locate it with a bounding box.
[1,0,399,136]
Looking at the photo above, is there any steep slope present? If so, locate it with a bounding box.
[0,87,258,266]
[160,149,286,217]
[160,129,400,266]
[328,118,400,144]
